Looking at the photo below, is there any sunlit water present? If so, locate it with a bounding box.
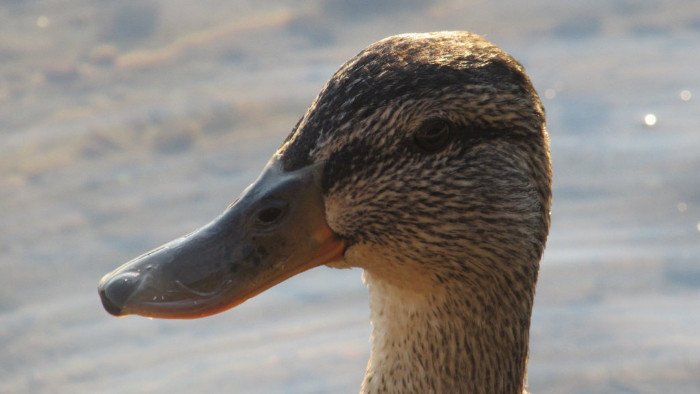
[1,1,699,393]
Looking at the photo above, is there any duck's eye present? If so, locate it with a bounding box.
[414,118,452,153]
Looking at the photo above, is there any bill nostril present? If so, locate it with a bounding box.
[257,206,283,224]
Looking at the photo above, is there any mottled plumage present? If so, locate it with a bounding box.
[98,31,551,394]
[281,32,551,393]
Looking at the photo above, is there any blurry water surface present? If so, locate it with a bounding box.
[1,1,699,393]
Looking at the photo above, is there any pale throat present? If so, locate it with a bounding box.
[358,264,532,394]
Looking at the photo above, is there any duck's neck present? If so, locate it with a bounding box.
[361,270,533,394]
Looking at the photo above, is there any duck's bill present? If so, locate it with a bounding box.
[97,158,345,319]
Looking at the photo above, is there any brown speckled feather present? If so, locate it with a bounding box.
[278,31,551,393]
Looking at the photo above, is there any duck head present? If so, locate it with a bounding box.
[98,32,550,322]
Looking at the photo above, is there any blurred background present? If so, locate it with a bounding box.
[1,0,699,392]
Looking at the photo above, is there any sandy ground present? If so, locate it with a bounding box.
[1,0,699,393]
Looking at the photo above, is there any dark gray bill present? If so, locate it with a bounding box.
[98,157,345,319]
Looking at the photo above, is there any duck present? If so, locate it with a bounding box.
[98,31,551,393]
